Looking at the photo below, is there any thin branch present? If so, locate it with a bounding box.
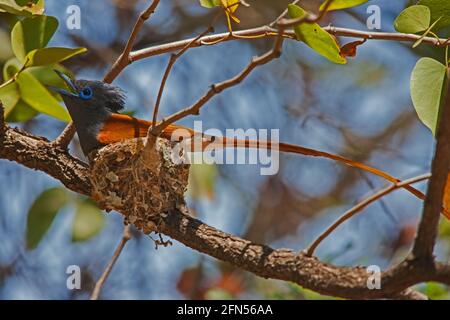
[103,0,161,84]
[50,122,76,150]
[359,171,397,223]
[151,30,285,135]
[90,225,132,300]
[269,0,301,28]
[130,26,450,63]
[151,27,214,129]
[276,0,335,28]
[412,79,450,260]
[306,174,431,256]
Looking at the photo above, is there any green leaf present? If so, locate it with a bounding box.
[188,163,218,200]
[11,15,58,63]
[205,289,234,300]
[28,64,72,101]
[5,99,38,122]
[26,187,69,250]
[2,57,21,80]
[15,0,39,5]
[0,82,19,116]
[410,57,447,135]
[419,0,450,30]
[288,4,346,65]
[319,0,369,11]
[28,64,70,86]
[199,0,221,8]
[0,0,33,16]
[16,70,71,122]
[412,17,441,48]
[421,282,450,300]
[72,200,105,242]
[25,47,87,67]
[394,5,431,34]
[26,0,44,15]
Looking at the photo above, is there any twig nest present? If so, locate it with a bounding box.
[89,137,190,234]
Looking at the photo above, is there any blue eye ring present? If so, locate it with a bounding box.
[79,86,93,100]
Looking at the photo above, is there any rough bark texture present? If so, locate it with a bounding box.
[2,111,450,300]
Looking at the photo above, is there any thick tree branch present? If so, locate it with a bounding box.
[0,124,91,196]
[412,80,450,260]
[1,110,449,299]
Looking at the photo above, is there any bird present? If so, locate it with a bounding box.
[50,70,429,206]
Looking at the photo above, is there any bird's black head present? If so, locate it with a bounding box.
[52,70,126,113]
[51,70,127,155]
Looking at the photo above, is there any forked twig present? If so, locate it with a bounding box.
[151,27,214,131]
[104,0,161,84]
[150,29,286,135]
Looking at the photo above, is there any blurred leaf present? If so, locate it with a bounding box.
[71,200,105,242]
[410,57,446,135]
[199,0,221,8]
[26,187,69,250]
[15,0,38,5]
[421,282,450,300]
[5,98,38,122]
[188,163,218,200]
[28,64,70,86]
[25,47,87,67]
[394,5,431,34]
[288,4,346,64]
[16,70,71,121]
[2,57,21,80]
[0,29,13,61]
[0,0,34,16]
[11,15,58,63]
[177,266,206,299]
[439,214,450,238]
[28,64,71,101]
[418,0,450,30]
[288,283,335,300]
[15,0,44,14]
[205,288,233,300]
[215,272,244,296]
[198,0,239,22]
[28,0,44,15]
[351,61,386,87]
[319,0,368,11]
[443,173,450,212]
[221,0,240,23]
[0,82,19,115]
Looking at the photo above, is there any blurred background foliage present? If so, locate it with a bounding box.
[1,0,450,299]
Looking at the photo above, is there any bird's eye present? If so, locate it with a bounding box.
[79,86,93,100]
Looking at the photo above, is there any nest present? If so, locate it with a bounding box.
[89,137,190,234]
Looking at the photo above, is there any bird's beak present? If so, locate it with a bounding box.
[49,70,78,97]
